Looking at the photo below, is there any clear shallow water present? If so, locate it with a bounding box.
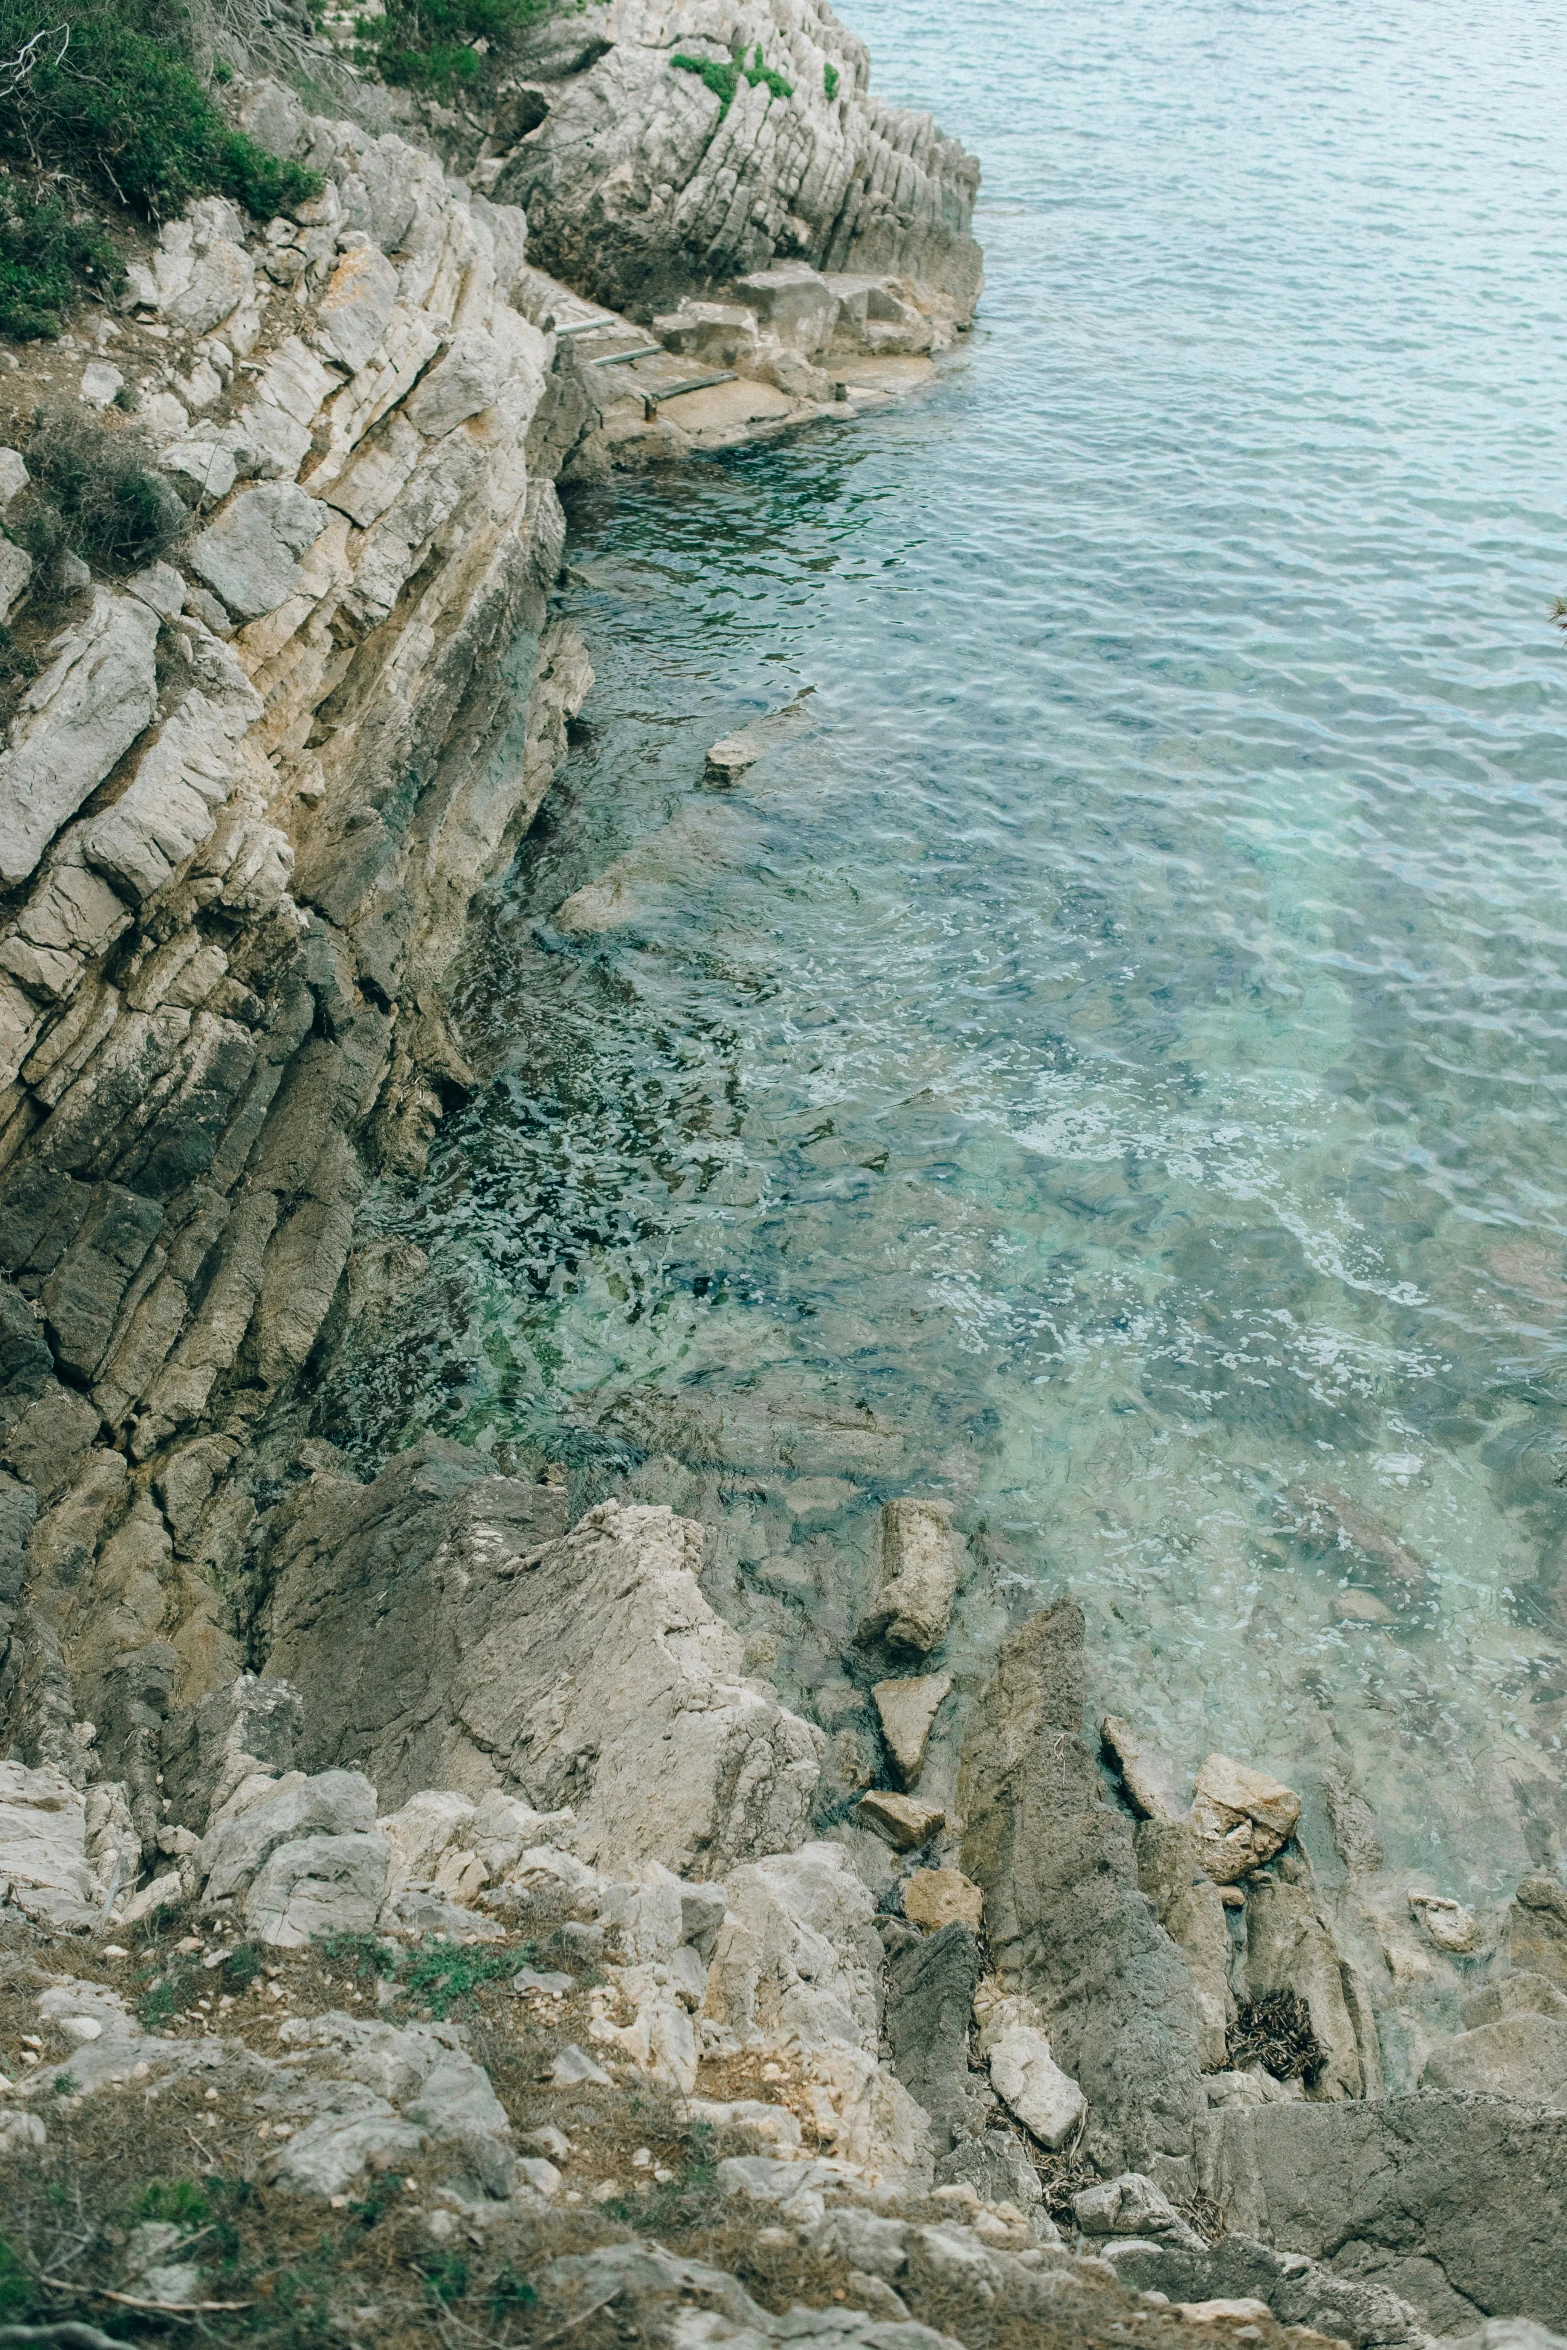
[330,0,1567,1906]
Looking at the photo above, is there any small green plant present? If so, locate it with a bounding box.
[50,2072,76,2097]
[0,177,121,339]
[136,2178,211,2226]
[0,2235,35,2321]
[19,402,188,572]
[397,1937,518,2018]
[351,0,554,96]
[417,2249,470,2303]
[489,2264,538,2319]
[0,0,321,222]
[824,61,839,99]
[220,1939,266,1991]
[671,46,791,119]
[319,1931,394,1986]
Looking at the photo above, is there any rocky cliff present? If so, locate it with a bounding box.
[0,9,1562,2346]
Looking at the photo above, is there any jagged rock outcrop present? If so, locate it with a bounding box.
[263,1474,824,1877]
[490,0,981,324]
[957,1596,1207,2173]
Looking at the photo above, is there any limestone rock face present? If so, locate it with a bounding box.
[496,0,981,325]
[0,593,161,890]
[1199,2095,1567,2340]
[1242,1877,1376,2103]
[263,1472,822,1879]
[1133,1819,1233,2072]
[957,1597,1206,2171]
[884,1921,982,2152]
[199,1766,378,1902]
[1420,2016,1567,2106]
[856,1499,961,1654]
[0,1759,126,1928]
[189,483,332,621]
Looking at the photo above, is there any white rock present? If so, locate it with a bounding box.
[1073,2172,1205,2249]
[0,2113,47,2156]
[117,1869,185,1928]
[200,1767,378,1902]
[552,2043,612,2086]
[0,590,161,890]
[871,1673,950,1787]
[126,562,187,619]
[0,1761,107,1929]
[403,329,502,436]
[985,2025,1085,2151]
[79,362,123,407]
[80,674,264,905]
[1189,1753,1301,1884]
[0,447,28,503]
[1409,1891,1483,1953]
[314,241,400,376]
[59,2014,105,2042]
[377,1789,476,1891]
[189,482,332,621]
[0,537,32,623]
[244,1830,392,1947]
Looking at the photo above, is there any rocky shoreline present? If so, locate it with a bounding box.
[0,4,1562,2343]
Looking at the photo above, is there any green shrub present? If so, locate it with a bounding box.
[19,403,188,571]
[0,177,120,339]
[0,2234,34,2320]
[824,61,839,100]
[351,0,555,95]
[136,2178,211,2227]
[671,46,791,120]
[0,0,321,222]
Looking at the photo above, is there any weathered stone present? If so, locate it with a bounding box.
[982,2006,1085,2151]
[261,1471,821,1875]
[733,264,839,351]
[40,1183,164,1382]
[872,1672,950,1787]
[404,329,502,434]
[314,240,401,375]
[1189,1753,1301,1884]
[885,1921,982,2151]
[125,207,254,335]
[0,1760,109,1927]
[1102,1714,1182,1820]
[0,536,31,623]
[1511,1872,1567,1987]
[1134,1817,1233,2072]
[856,1789,943,1850]
[958,1597,1206,2171]
[0,592,160,890]
[189,483,332,621]
[199,1766,377,1902]
[934,2131,1045,2214]
[1074,2172,1204,2249]
[273,2010,514,2197]
[654,300,760,366]
[1461,1970,1567,2029]
[903,1867,983,1934]
[0,448,28,504]
[1199,2095,1567,2338]
[1243,1877,1370,2102]
[706,1841,883,2054]
[1421,2016,1567,2105]
[703,690,819,785]
[161,1672,302,1834]
[1409,1890,1482,1953]
[856,1498,961,1653]
[244,1830,392,1946]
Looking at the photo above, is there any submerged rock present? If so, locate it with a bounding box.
[872,1672,950,1788]
[856,1500,962,1656]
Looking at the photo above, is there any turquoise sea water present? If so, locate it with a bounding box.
[331,0,1567,1907]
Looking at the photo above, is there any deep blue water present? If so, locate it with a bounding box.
[333,0,1567,1907]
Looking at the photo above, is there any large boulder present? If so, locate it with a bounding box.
[0,1760,128,1928]
[1199,2094,1567,2338]
[884,1921,982,2152]
[957,1597,1206,2171]
[260,1451,822,1878]
[856,1500,962,1655]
